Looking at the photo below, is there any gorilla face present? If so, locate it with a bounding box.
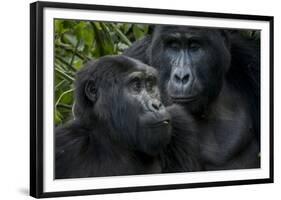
[150,26,231,113]
[122,68,171,155]
[79,55,171,155]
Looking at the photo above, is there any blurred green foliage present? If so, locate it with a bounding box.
[54,19,259,126]
[54,20,150,125]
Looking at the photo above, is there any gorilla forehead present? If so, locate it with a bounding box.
[128,57,158,76]
[75,55,159,92]
[93,55,158,79]
[154,25,221,38]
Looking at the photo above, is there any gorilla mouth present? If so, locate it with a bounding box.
[146,119,170,127]
[171,96,198,103]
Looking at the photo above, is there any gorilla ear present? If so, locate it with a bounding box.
[85,80,98,103]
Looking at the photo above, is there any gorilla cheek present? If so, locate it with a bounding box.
[137,112,172,155]
[93,96,111,120]
[193,65,223,108]
[167,79,178,97]
[137,124,172,155]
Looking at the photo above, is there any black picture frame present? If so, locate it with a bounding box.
[30,1,274,198]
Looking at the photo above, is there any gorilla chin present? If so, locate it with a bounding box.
[138,121,172,156]
[167,81,202,104]
[137,104,172,156]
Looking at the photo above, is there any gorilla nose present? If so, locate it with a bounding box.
[173,71,190,85]
[148,100,163,112]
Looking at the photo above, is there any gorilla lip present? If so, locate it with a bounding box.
[146,119,170,127]
[171,96,198,103]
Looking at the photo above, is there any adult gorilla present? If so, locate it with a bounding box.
[55,55,200,179]
[124,26,260,170]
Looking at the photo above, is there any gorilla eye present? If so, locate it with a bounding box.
[146,79,155,91]
[166,40,181,50]
[189,41,201,51]
[131,78,142,93]
[170,42,180,49]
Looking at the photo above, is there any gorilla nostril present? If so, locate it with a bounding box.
[151,101,163,111]
[173,73,190,85]
[174,74,181,83]
[152,102,160,110]
[182,74,189,84]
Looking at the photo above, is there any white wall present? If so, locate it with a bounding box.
[0,0,279,199]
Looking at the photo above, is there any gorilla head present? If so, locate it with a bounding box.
[149,26,231,113]
[74,55,171,155]
[56,55,201,179]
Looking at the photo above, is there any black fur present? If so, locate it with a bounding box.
[124,25,260,170]
[161,105,201,172]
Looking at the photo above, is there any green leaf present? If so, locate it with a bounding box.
[117,42,129,52]
[82,27,94,47]
[55,110,63,124]
[73,59,84,70]
[133,25,144,40]
[62,20,77,29]
[74,22,87,39]
[63,33,78,47]
[110,23,132,46]
[100,23,115,54]
[122,23,132,34]
[55,67,75,82]
[55,20,64,35]
[91,22,115,56]
[55,88,74,107]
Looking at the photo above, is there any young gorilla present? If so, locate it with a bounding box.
[55,55,200,179]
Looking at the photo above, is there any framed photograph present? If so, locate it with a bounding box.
[30,1,274,198]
